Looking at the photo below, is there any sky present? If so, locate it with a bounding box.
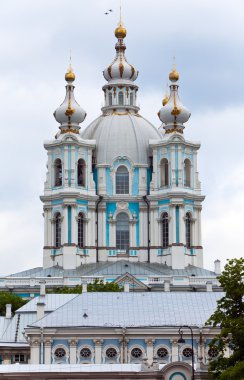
[0,0,243,275]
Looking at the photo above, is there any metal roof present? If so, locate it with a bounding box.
[1,294,77,342]
[6,261,216,278]
[31,292,224,329]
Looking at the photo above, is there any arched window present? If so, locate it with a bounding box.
[118,91,124,105]
[184,159,191,187]
[78,212,84,248]
[108,92,112,106]
[185,212,191,248]
[77,159,85,187]
[162,212,169,248]
[116,165,129,194]
[54,159,62,187]
[130,92,133,106]
[160,158,169,187]
[116,213,129,253]
[55,213,61,248]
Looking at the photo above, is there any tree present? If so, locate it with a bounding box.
[0,292,27,316]
[50,279,122,294]
[206,258,244,380]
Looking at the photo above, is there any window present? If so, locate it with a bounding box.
[80,348,92,358]
[78,213,84,248]
[185,212,191,248]
[106,348,117,358]
[162,212,169,248]
[130,92,133,106]
[182,347,193,358]
[55,213,61,248]
[54,348,66,359]
[54,159,62,187]
[116,213,129,253]
[14,354,26,363]
[118,91,124,105]
[116,165,129,194]
[157,347,168,358]
[208,348,218,358]
[184,159,191,187]
[108,92,112,106]
[77,159,85,187]
[131,347,143,358]
[160,158,169,187]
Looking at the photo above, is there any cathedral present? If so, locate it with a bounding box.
[0,18,225,380]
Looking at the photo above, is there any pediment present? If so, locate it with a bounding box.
[114,272,149,290]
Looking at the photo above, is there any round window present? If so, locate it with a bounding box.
[182,347,193,358]
[157,347,168,358]
[80,347,92,358]
[131,347,143,358]
[208,347,218,358]
[106,347,117,358]
[54,347,66,358]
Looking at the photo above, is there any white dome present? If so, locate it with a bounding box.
[81,113,162,165]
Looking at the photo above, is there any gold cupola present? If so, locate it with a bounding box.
[65,64,75,82]
[169,65,179,82]
[115,21,127,39]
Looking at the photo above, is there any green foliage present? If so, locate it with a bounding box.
[0,292,27,316]
[49,279,122,294]
[206,258,244,379]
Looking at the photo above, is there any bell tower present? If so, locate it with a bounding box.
[149,66,205,269]
[41,65,97,269]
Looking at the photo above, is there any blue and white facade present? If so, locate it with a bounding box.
[42,21,204,271]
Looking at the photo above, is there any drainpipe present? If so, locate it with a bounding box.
[143,195,150,263]
[95,195,103,263]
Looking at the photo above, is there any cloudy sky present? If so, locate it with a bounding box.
[0,0,243,275]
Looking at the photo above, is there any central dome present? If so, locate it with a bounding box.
[81,113,161,165]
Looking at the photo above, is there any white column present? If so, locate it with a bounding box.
[145,339,154,365]
[171,205,176,243]
[70,146,76,187]
[62,205,68,245]
[71,205,77,244]
[110,221,116,247]
[179,205,185,245]
[44,339,52,364]
[171,338,179,362]
[69,340,77,364]
[169,205,174,245]
[30,340,40,364]
[93,339,103,364]
[171,146,176,187]
[64,146,69,188]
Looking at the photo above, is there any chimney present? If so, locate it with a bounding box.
[214,260,221,275]
[164,280,170,292]
[206,281,213,292]
[124,283,130,292]
[39,280,46,296]
[82,282,87,293]
[36,301,45,320]
[5,304,12,319]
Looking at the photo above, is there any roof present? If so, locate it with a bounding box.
[5,260,217,278]
[0,294,77,343]
[31,292,224,329]
[81,113,161,165]
[0,363,164,373]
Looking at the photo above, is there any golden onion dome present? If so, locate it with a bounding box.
[162,95,169,106]
[65,64,75,82]
[169,68,179,82]
[115,23,127,39]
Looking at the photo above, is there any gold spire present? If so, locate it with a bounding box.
[162,83,169,106]
[65,63,75,82]
[115,0,127,39]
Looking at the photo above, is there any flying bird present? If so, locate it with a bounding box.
[104,12,109,15]
[109,9,113,12]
